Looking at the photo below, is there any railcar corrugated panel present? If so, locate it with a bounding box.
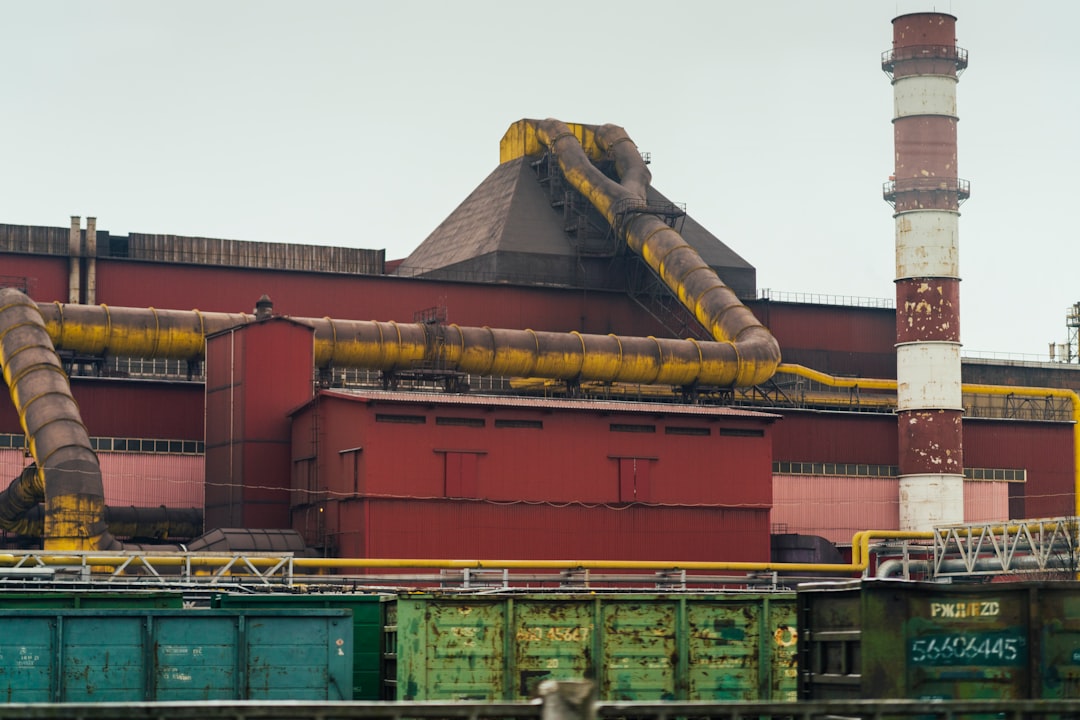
[798,579,1080,700]
[0,252,69,300]
[90,260,671,337]
[0,608,352,702]
[330,498,771,562]
[966,420,1074,520]
[394,593,797,702]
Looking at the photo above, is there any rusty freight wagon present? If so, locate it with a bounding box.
[391,592,797,702]
[798,579,1080,700]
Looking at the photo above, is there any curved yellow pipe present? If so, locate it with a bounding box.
[778,363,1080,518]
[0,289,119,551]
[533,119,781,386]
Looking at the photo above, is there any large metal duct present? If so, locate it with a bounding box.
[13,504,202,541]
[535,119,781,387]
[36,308,774,389]
[0,288,120,551]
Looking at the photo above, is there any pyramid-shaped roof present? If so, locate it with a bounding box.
[395,154,756,298]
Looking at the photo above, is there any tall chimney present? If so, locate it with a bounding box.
[882,13,969,530]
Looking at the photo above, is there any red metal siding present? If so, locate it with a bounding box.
[772,411,897,466]
[205,320,315,529]
[92,261,670,337]
[965,420,1074,520]
[309,394,773,509]
[0,253,69,301]
[334,499,770,563]
[70,379,204,440]
[745,301,896,378]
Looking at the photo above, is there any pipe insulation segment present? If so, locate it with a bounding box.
[0,288,119,551]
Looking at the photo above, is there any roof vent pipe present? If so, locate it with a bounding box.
[254,294,273,320]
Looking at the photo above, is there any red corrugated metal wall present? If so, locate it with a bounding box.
[337,500,770,563]
[0,379,204,442]
[0,254,69,300]
[294,394,774,560]
[773,411,898,465]
[205,320,315,529]
[746,300,897,378]
[92,260,669,337]
[965,420,1075,520]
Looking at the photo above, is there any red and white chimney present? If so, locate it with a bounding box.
[883,13,969,530]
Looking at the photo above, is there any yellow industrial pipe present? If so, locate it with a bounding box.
[37,305,762,388]
[533,119,782,386]
[777,363,1080,518]
[0,289,120,551]
[0,529,933,576]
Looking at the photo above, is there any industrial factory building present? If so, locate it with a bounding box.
[1,11,1077,567]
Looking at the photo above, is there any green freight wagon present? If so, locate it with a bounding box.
[797,579,1080,700]
[393,592,797,701]
[212,592,387,700]
[0,591,184,609]
[0,609,352,702]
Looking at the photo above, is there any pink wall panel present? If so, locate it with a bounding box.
[98,453,204,507]
[773,474,1012,545]
[1,450,203,509]
[772,475,899,544]
[963,482,1009,524]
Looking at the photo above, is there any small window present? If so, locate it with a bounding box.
[717,428,765,438]
[494,419,543,429]
[610,423,655,434]
[436,417,484,428]
[375,414,426,425]
[665,426,709,436]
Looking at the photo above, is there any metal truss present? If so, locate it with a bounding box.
[932,517,1080,578]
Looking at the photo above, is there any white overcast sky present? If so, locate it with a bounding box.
[2,1,1076,359]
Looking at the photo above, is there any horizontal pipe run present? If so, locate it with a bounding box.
[0,530,932,576]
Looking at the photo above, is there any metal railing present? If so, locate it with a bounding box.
[754,288,895,309]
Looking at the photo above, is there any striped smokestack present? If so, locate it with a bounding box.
[882,12,970,530]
